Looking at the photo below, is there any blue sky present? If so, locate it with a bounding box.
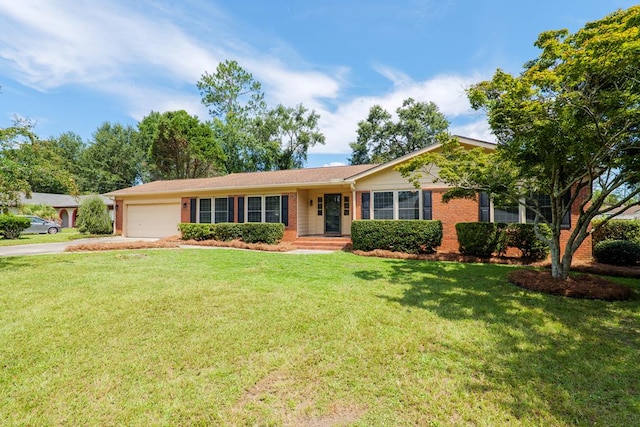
[0,1,635,167]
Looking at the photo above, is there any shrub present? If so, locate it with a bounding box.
[20,204,59,222]
[76,195,112,234]
[504,223,551,260]
[178,222,284,244]
[592,219,640,246]
[178,223,215,241]
[0,214,31,239]
[593,240,640,266]
[351,220,442,254]
[455,222,500,257]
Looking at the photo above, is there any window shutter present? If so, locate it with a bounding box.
[561,192,571,229]
[238,197,244,223]
[281,195,289,226]
[422,190,432,220]
[361,192,370,220]
[189,198,196,223]
[227,197,234,223]
[479,192,490,222]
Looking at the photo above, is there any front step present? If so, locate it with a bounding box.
[291,237,351,251]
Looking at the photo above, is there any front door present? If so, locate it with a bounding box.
[324,193,341,235]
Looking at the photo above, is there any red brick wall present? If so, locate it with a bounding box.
[180,197,192,223]
[114,199,123,234]
[355,191,367,220]
[431,189,479,253]
[283,192,298,241]
[560,184,592,261]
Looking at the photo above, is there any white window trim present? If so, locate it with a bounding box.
[371,190,422,220]
[197,197,229,224]
[244,195,282,223]
[489,199,526,223]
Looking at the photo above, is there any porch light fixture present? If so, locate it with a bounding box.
[182,202,188,208]
[309,199,313,207]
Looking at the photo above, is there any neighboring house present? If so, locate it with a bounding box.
[107,136,592,259]
[14,193,115,228]
[599,204,640,221]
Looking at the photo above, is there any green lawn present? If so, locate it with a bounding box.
[0,228,82,246]
[0,250,638,426]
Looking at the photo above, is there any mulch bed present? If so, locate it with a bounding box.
[64,237,295,253]
[508,269,635,301]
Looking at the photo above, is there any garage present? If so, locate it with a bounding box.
[126,203,181,238]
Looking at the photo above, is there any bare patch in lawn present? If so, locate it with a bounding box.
[508,269,635,301]
[233,370,365,426]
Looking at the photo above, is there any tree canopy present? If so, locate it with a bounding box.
[349,98,449,165]
[399,6,640,279]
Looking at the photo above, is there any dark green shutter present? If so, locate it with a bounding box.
[479,192,490,222]
[422,190,432,220]
[189,198,196,223]
[561,192,571,229]
[228,197,234,223]
[361,192,370,220]
[238,197,244,223]
[281,195,289,226]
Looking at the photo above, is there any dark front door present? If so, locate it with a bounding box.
[324,193,341,235]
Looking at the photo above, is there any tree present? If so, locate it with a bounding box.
[349,98,450,164]
[0,120,34,210]
[76,195,112,234]
[78,123,144,193]
[198,60,272,173]
[143,110,224,180]
[260,104,325,170]
[399,6,640,279]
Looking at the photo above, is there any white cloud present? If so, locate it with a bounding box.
[310,70,491,154]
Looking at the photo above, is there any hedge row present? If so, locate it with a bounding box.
[351,220,442,254]
[0,214,31,239]
[592,219,640,246]
[178,223,284,245]
[593,240,640,266]
[455,222,551,260]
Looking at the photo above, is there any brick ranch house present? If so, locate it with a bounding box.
[107,136,592,259]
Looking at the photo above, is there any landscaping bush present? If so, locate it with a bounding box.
[20,204,59,222]
[455,222,500,257]
[504,223,551,260]
[76,195,112,234]
[351,220,442,254]
[178,223,215,241]
[178,222,284,244]
[0,214,31,239]
[593,240,640,266]
[592,219,640,246]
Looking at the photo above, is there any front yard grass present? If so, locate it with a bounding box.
[0,228,82,246]
[0,249,638,425]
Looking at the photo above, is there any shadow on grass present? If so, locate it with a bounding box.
[354,259,640,425]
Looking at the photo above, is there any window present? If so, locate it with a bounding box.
[343,196,350,216]
[199,198,212,223]
[317,197,323,216]
[398,191,419,220]
[214,197,228,223]
[494,205,519,223]
[265,196,280,223]
[526,193,552,223]
[373,192,394,219]
[247,196,262,223]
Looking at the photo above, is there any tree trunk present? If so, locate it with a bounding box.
[549,233,569,280]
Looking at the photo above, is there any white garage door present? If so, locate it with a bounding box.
[126,203,181,238]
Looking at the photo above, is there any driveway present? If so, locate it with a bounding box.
[0,237,159,257]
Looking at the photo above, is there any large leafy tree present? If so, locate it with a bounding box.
[349,98,449,164]
[78,122,144,193]
[143,110,224,180]
[0,120,33,210]
[259,104,325,170]
[399,6,640,280]
[198,60,273,173]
